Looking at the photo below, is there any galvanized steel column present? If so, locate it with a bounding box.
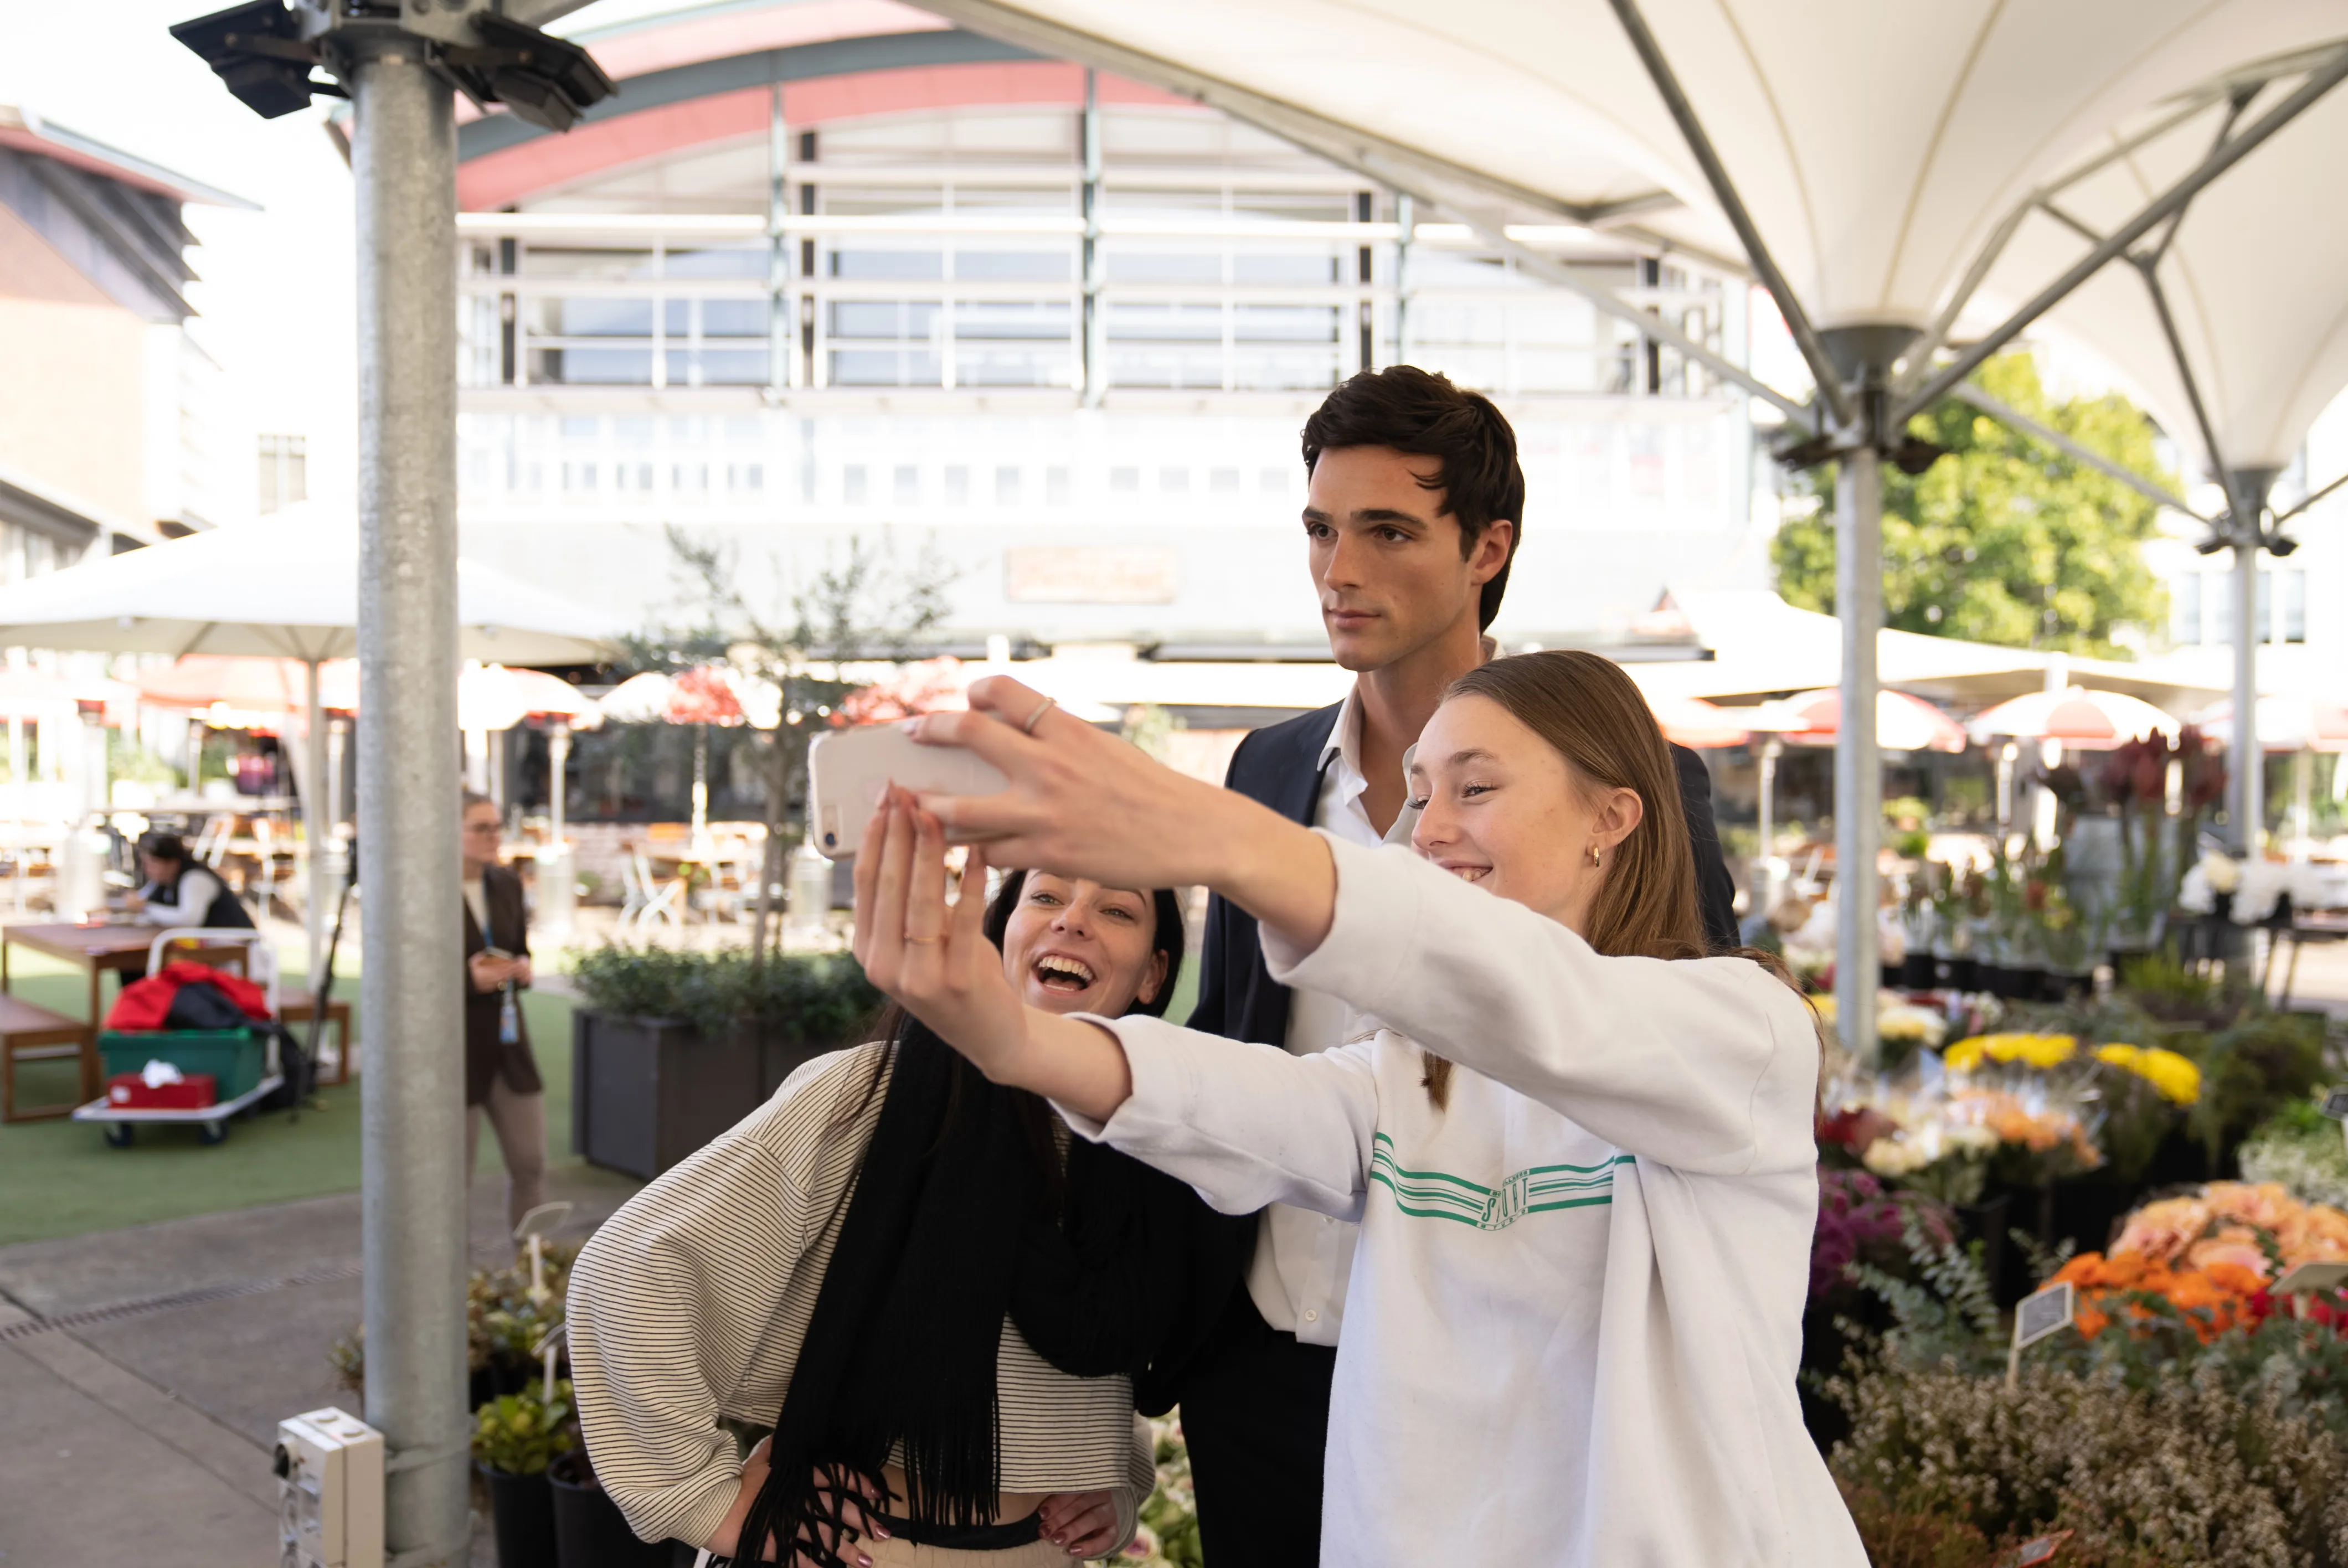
[2230,538,2263,855]
[351,38,468,1566]
[1834,444,1882,1065]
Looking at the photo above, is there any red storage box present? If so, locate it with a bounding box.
[106,1072,218,1110]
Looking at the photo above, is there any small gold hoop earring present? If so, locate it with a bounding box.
[1587,845,1602,868]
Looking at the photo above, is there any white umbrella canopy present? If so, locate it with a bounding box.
[0,516,621,666]
[1743,688,1969,754]
[1970,686,2182,749]
[1990,71,2348,473]
[2196,694,2348,753]
[915,0,2338,327]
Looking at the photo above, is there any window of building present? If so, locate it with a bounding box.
[1160,467,1190,493]
[1046,466,1072,505]
[1260,466,1289,492]
[2258,569,2273,645]
[895,465,920,504]
[2171,572,2201,646]
[843,465,868,504]
[944,466,970,506]
[2284,569,2308,644]
[995,466,1022,505]
[1209,467,1240,493]
[258,435,307,514]
[1111,467,1141,492]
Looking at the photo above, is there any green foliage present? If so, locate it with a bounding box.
[567,945,882,1042]
[1133,1414,1203,1568]
[107,733,181,788]
[1830,1365,2348,1566]
[2191,1013,2329,1168]
[1773,353,2173,656]
[472,1381,578,1477]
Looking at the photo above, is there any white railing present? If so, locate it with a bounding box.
[454,209,1726,402]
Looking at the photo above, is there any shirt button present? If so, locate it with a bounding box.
[1304,1309,1319,1323]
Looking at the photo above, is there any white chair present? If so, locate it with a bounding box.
[621,846,683,932]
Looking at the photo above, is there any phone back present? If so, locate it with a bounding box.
[807,725,1010,858]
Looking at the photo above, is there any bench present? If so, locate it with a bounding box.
[280,988,354,1084]
[2,995,93,1122]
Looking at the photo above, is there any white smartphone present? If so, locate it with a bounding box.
[807,724,1008,859]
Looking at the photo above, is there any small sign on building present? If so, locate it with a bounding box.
[1005,548,1180,605]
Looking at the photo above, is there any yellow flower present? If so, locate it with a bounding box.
[2095,1043,2201,1107]
[1944,1032,2077,1073]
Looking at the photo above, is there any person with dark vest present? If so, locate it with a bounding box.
[1175,367,1741,1565]
[462,788,547,1231]
[126,831,256,931]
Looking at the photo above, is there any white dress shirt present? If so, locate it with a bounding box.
[1244,688,1412,1345]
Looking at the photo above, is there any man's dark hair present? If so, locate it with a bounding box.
[1301,365,1525,629]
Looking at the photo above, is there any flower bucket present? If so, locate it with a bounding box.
[549,1452,668,1568]
[479,1462,558,1568]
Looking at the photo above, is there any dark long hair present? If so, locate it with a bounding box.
[846,871,1186,1194]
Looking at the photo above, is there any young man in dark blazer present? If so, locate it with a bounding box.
[1177,367,1739,1565]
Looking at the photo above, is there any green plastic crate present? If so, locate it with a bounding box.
[99,1030,265,1103]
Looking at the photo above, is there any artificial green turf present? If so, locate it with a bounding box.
[0,945,584,1248]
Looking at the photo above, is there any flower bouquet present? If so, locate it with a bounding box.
[2051,1181,2348,1345]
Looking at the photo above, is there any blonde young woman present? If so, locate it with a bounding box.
[853,651,1866,1567]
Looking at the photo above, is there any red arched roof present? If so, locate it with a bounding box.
[459,56,1190,210]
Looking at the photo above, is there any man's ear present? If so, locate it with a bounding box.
[1468,518,1515,585]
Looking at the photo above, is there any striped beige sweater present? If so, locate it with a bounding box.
[567,1043,1155,1554]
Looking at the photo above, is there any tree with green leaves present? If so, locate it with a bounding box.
[1771,353,2175,657]
[631,528,956,957]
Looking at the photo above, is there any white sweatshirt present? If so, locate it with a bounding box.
[1063,833,1865,1567]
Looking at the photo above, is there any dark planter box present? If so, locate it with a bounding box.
[1897,953,1936,990]
[572,1012,763,1180]
[550,1452,669,1568]
[758,1025,846,1101]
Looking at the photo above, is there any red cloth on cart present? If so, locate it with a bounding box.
[106,961,272,1031]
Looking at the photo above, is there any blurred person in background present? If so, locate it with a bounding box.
[462,788,545,1230]
[124,831,255,930]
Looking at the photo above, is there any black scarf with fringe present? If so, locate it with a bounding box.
[724,1023,1248,1567]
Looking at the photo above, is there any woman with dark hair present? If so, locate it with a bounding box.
[857,653,1865,1567]
[567,865,1244,1567]
[125,831,254,930]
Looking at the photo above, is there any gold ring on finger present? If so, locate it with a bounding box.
[1021,695,1057,734]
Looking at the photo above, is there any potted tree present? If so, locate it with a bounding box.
[473,1380,576,1568]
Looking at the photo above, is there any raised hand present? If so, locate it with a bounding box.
[904,676,1338,956]
[850,788,1033,1082]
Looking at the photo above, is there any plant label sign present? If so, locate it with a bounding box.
[2273,1261,2348,1297]
[2321,1087,2348,1120]
[2014,1281,2074,1349]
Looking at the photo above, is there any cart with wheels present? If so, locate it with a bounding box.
[70,927,284,1148]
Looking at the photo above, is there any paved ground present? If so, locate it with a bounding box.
[0,1163,639,1566]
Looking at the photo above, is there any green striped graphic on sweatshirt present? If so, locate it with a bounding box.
[1367,1134,1634,1230]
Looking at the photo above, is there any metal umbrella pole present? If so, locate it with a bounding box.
[351,37,468,1566]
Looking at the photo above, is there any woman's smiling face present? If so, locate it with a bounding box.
[998,873,1168,1017]
[1407,692,1642,934]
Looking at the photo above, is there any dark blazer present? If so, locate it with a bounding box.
[1187,703,1741,1048]
[463,863,543,1105]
